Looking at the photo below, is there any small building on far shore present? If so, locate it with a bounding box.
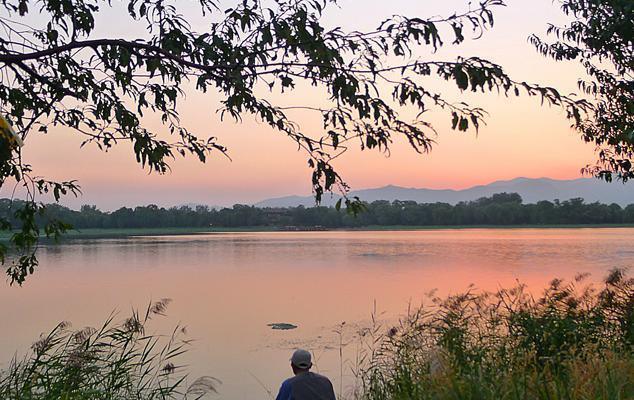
[280,225,327,231]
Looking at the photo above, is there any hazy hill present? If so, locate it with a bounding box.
[254,177,634,207]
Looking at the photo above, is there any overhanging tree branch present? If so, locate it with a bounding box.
[0,0,618,284]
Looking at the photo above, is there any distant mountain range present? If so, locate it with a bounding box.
[254,177,634,208]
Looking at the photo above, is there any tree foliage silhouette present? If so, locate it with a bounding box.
[531,0,633,182]
[0,0,607,283]
[3,193,631,229]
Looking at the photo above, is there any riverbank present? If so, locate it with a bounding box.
[348,223,634,231]
[0,226,279,241]
[2,269,632,399]
[359,269,634,400]
[2,223,634,241]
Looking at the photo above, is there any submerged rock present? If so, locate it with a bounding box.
[268,322,298,330]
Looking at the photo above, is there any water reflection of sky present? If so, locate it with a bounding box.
[2,228,632,399]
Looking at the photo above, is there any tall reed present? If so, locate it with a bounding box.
[0,299,219,399]
[357,269,633,400]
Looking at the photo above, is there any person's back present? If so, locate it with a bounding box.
[276,350,336,400]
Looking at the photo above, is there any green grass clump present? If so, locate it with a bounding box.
[358,269,633,400]
[0,299,218,399]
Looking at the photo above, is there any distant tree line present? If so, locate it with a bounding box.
[1,193,633,230]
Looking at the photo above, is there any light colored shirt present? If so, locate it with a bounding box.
[276,372,336,400]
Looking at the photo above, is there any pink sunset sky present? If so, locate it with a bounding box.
[12,0,596,209]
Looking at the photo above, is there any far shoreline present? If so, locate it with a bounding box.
[2,223,632,242]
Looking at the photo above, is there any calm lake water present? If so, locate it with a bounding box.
[1,228,633,399]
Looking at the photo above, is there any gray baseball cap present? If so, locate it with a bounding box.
[290,349,312,369]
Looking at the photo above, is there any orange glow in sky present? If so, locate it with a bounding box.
[9,0,597,209]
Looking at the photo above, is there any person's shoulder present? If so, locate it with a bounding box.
[281,376,296,386]
[308,372,333,384]
[276,376,292,393]
[276,377,295,400]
